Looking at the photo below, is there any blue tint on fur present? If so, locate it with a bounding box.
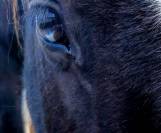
[23,0,161,133]
[0,0,23,133]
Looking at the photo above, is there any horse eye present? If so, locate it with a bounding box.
[44,25,70,48]
[37,9,71,53]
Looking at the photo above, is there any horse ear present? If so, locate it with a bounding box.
[22,90,36,133]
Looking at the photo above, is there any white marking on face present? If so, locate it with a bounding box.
[22,89,35,133]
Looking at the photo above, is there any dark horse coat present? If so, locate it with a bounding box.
[14,0,161,133]
[0,0,23,133]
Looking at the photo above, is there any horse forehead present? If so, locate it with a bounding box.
[28,0,91,6]
[27,0,92,10]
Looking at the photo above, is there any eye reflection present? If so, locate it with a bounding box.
[45,31,57,42]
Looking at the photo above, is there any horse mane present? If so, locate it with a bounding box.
[12,0,22,48]
[11,0,25,65]
[12,0,28,49]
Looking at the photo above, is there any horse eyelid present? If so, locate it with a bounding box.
[29,0,60,12]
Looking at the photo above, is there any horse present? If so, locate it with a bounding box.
[0,0,23,132]
[14,0,161,132]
